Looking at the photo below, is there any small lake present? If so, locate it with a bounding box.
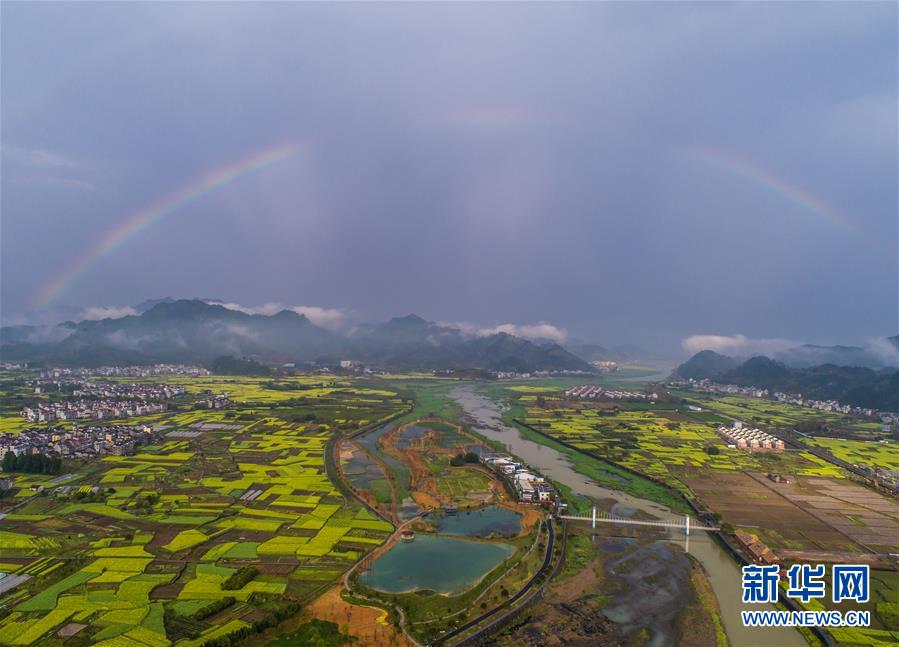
[397,425,429,448]
[436,505,522,538]
[358,535,514,596]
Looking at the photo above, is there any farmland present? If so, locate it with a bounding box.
[0,374,409,646]
[680,394,887,439]
[513,384,898,500]
[514,394,899,551]
[519,403,841,495]
[804,437,899,472]
[3,371,897,646]
[495,383,898,642]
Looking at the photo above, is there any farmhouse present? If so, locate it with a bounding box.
[734,529,779,564]
[482,454,555,503]
[198,393,232,409]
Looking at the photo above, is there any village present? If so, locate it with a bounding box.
[38,363,209,379]
[0,423,157,461]
[20,399,167,423]
[30,378,186,400]
[675,377,896,423]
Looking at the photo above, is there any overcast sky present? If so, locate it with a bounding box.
[2,2,896,351]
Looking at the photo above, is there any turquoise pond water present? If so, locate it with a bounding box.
[357,535,514,595]
[436,505,522,538]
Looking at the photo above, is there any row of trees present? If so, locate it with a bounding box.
[198,599,303,647]
[2,451,62,475]
[222,566,258,590]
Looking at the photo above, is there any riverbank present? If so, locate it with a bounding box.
[449,383,808,647]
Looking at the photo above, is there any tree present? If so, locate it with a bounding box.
[2,451,61,475]
[704,446,721,455]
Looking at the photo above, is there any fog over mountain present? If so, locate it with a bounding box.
[676,334,899,374]
[6,296,897,372]
[0,299,594,373]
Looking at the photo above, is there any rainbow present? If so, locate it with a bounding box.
[33,142,300,307]
[685,147,850,229]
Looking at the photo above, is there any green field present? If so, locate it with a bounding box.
[686,394,886,438]
[4,370,891,646]
[804,437,899,472]
[516,394,855,497]
[0,374,406,645]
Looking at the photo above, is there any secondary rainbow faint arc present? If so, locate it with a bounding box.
[33,142,301,307]
[686,147,850,230]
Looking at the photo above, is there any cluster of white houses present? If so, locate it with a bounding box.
[40,364,209,379]
[31,379,186,401]
[0,424,156,460]
[198,393,232,409]
[21,400,167,423]
[564,385,655,401]
[482,454,555,503]
[717,422,784,452]
[564,385,604,399]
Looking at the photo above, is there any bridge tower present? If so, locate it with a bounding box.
[592,505,596,529]
[685,515,690,536]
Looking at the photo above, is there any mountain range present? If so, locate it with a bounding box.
[0,300,595,373]
[676,333,899,379]
[674,350,899,410]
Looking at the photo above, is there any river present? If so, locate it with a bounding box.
[448,384,806,647]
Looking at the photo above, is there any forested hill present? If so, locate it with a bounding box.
[674,353,899,410]
[0,300,595,374]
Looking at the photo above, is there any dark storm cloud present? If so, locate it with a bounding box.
[1,2,896,351]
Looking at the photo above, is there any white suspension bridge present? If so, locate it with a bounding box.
[558,506,719,535]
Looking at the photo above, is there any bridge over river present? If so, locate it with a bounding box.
[559,506,719,534]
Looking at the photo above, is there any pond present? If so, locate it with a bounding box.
[341,449,386,490]
[358,535,514,596]
[436,505,522,538]
[397,425,429,448]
